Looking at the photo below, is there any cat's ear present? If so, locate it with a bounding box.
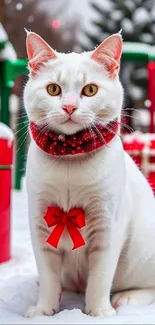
[91,34,123,78]
[26,32,57,75]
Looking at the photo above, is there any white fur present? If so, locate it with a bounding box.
[24,51,123,135]
[24,34,155,318]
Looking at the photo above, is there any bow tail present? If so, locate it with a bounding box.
[46,223,65,249]
[67,221,85,250]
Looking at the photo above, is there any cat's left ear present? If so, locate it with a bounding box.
[91,33,123,78]
[26,31,57,76]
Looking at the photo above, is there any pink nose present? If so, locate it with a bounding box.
[62,105,76,115]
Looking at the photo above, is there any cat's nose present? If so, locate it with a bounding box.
[62,105,77,115]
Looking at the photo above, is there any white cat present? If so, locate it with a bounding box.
[24,32,155,318]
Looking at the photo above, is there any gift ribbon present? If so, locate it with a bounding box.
[43,206,86,250]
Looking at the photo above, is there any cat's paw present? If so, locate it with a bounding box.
[25,305,56,318]
[87,306,116,317]
[112,291,137,308]
[112,289,155,308]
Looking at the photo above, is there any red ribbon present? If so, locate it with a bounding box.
[43,206,86,250]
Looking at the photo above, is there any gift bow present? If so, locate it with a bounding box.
[43,206,86,250]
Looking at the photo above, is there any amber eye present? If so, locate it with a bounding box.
[82,84,98,97]
[47,83,61,96]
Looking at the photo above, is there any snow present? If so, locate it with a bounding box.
[0,122,14,140]
[144,99,151,108]
[129,85,143,100]
[1,183,155,323]
[0,23,17,61]
[133,7,150,26]
[9,94,20,115]
[16,3,23,11]
[97,0,114,13]
[123,42,152,55]
[140,33,154,44]
[132,109,154,128]
[123,131,155,144]
[0,23,8,42]
[110,10,123,22]
[0,42,17,61]
[123,1,135,12]
[121,18,134,34]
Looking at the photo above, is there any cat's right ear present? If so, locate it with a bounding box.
[26,32,57,76]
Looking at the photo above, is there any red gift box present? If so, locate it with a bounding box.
[123,132,155,194]
[0,123,14,263]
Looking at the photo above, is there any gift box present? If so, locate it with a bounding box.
[123,132,155,194]
[0,122,14,263]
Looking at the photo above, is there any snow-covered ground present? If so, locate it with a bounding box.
[1,183,155,324]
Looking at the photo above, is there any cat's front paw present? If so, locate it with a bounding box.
[86,305,116,317]
[25,305,57,318]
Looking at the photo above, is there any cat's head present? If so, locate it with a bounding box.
[24,32,123,135]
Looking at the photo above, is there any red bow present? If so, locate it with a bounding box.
[43,207,86,250]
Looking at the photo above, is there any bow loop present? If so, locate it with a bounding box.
[68,209,86,228]
[43,206,64,227]
[43,206,86,250]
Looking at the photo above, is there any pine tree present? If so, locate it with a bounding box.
[82,0,155,114]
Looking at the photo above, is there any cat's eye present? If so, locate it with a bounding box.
[47,83,61,96]
[82,84,98,97]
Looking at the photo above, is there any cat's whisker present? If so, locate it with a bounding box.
[106,118,134,135]
[79,119,98,151]
[13,120,29,128]
[13,113,28,120]
[14,114,52,136]
[16,126,30,153]
[92,122,108,148]
[36,123,51,142]
[120,123,135,134]
[121,113,139,121]
[123,107,140,114]
[88,126,97,150]
[100,122,121,142]
[15,123,29,136]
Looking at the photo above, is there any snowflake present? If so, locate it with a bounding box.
[16,3,23,11]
